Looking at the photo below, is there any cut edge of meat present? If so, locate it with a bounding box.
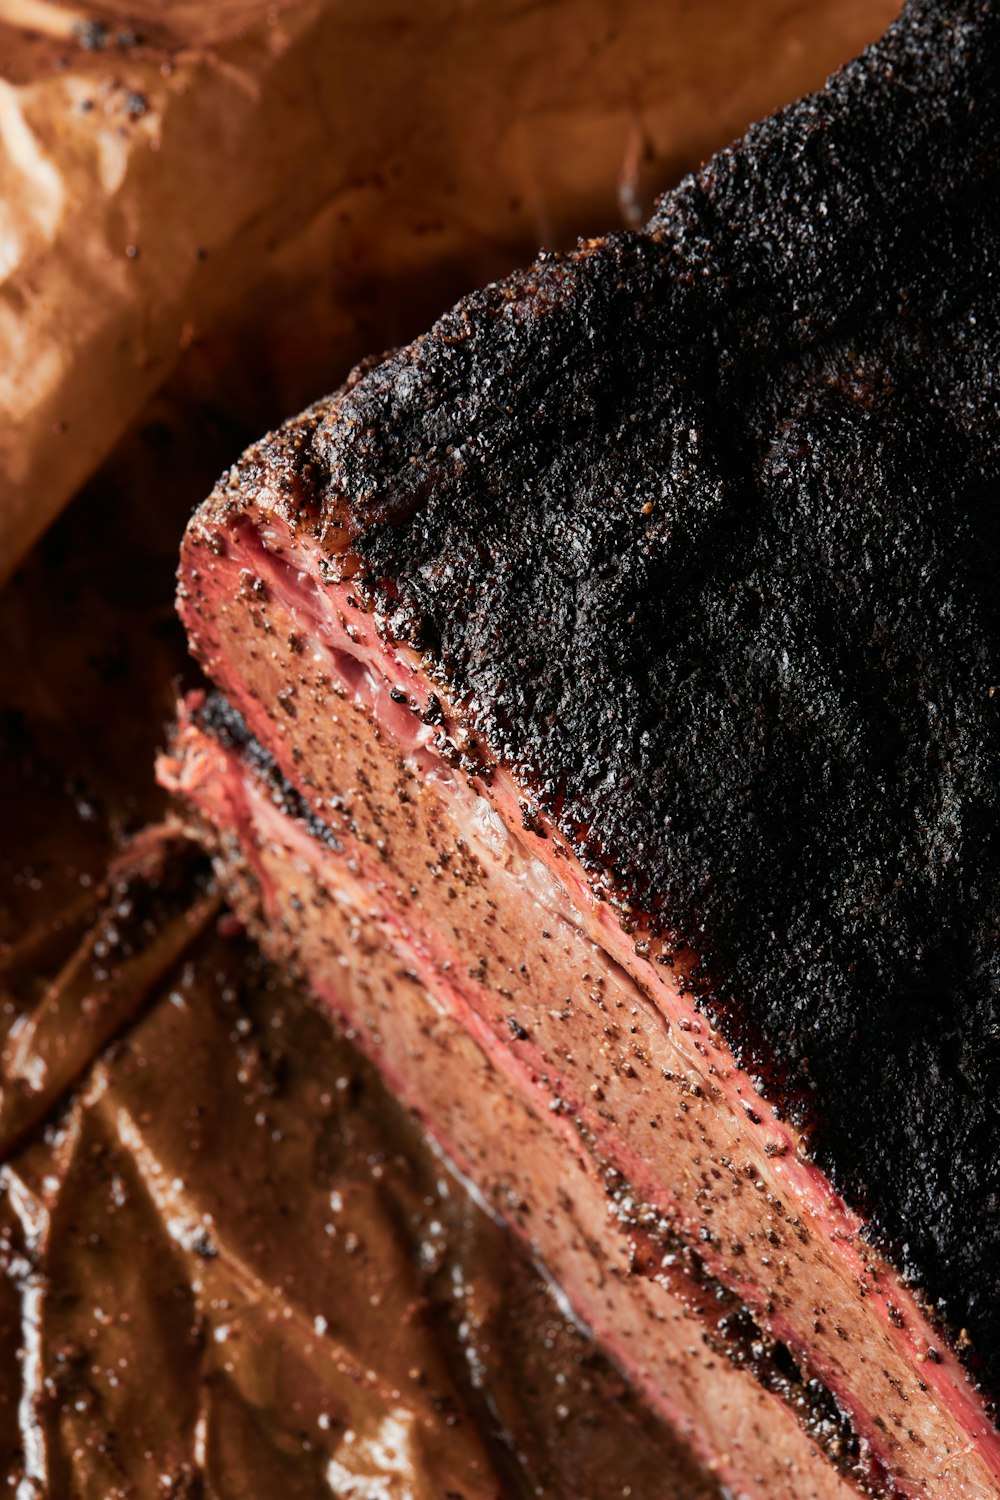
[161,701,895,1500]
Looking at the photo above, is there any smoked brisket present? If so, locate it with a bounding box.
[162,1,1000,1493]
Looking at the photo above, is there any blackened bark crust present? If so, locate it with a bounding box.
[228,2,1000,1390]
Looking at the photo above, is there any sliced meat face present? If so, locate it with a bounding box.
[162,705,878,1500]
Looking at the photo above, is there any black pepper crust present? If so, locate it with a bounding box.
[191,691,343,853]
[230,2,1000,1388]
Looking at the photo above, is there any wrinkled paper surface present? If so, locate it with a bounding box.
[0,0,900,579]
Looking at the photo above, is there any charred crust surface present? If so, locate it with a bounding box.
[193,693,342,854]
[207,4,1000,1392]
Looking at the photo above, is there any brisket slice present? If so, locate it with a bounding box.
[162,0,1000,1493]
[165,692,896,1500]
